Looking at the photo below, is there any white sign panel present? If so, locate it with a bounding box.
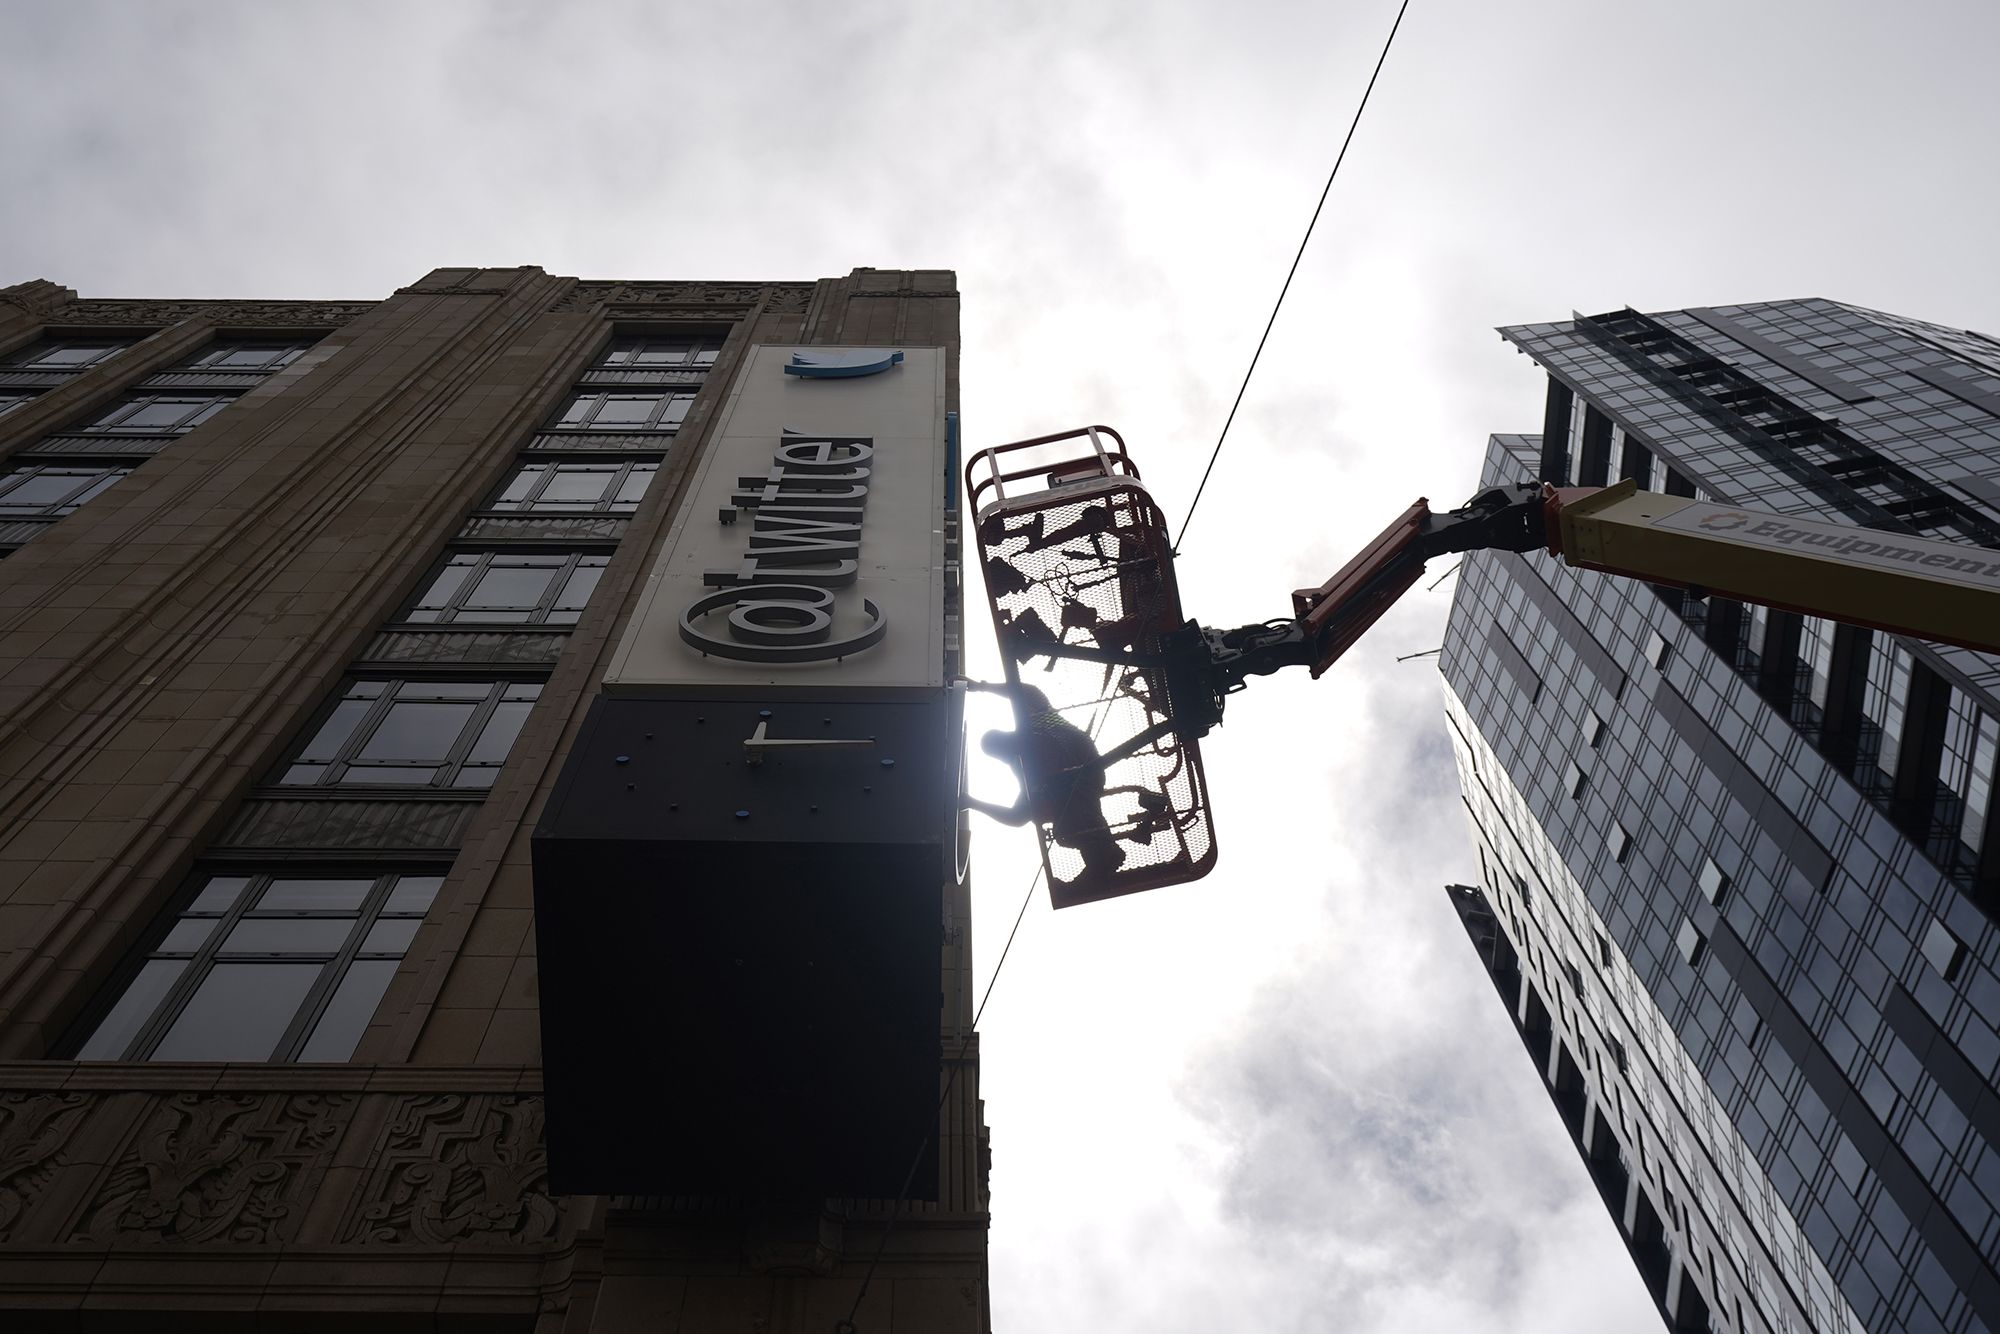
[605,345,947,696]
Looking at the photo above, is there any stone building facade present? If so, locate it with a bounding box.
[0,267,987,1331]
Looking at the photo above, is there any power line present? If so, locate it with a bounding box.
[836,859,1044,1333]
[839,691,1123,1331]
[1172,0,1414,553]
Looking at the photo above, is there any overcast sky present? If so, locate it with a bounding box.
[7,2,2000,1330]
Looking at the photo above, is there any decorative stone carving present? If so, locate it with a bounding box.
[53,300,375,328]
[220,796,483,850]
[550,281,778,314]
[760,285,814,314]
[0,1091,91,1239]
[73,1092,353,1245]
[347,1094,562,1245]
[360,629,570,667]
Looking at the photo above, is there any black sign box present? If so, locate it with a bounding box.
[532,692,955,1199]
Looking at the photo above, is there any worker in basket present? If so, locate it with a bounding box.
[963,680,1126,878]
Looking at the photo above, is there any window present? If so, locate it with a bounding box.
[182,341,313,372]
[74,869,443,1062]
[79,394,231,434]
[488,460,658,513]
[0,393,35,417]
[1862,638,1912,780]
[553,391,694,431]
[1676,917,1706,967]
[279,679,541,789]
[1920,918,1964,983]
[0,464,130,515]
[2,338,131,370]
[1646,630,1672,668]
[1941,690,1999,857]
[405,552,608,625]
[1607,821,1630,863]
[1596,932,1615,969]
[596,335,723,368]
[1698,857,1730,904]
[1799,616,1835,712]
[1566,760,1588,799]
[1588,709,1609,748]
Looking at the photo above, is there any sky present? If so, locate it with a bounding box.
[7,1,2000,1329]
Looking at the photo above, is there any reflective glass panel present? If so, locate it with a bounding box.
[151,963,320,1061]
[465,564,559,609]
[222,918,355,955]
[0,471,88,508]
[467,700,533,764]
[540,467,615,504]
[76,959,187,1060]
[355,701,476,761]
[592,396,659,426]
[298,699,372,761]
[384,876,445,915]
[257,878,373,912]
[296,960,397,1062]
[361,919,422,954]
[187,875,252,913]
[119,400,205,429]
[159,919,219,952]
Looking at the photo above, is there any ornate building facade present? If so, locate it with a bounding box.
[0,267,987,1331]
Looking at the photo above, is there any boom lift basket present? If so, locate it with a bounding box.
[964,426,1218,908]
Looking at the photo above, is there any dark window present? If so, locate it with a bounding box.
[1920,918,1965,983]
[279,679,541,789]
[74,869,443,1062]
[553,391,694,431]
[1698,857,1730,904]
[1646,631,1672,668]
[1566,761,1588,799]
[0,464,131,515]
[488,461,658,513]
[1940,690,1999,864]
[405,552,609,625]
[1676,918,1706,966]
[596,335,723,368]
[2,338,131,370]
[181,341,313,372]
[79,394,231,434]
[1588,709,1609,748]
[0,393,35,417]
[1860,638,1911,786]
[1618,434,1655,487]
[1608,822,1630,863]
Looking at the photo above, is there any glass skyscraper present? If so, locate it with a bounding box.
[1441,300,2000,1334]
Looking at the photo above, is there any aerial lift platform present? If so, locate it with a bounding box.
[963,426,2000,908]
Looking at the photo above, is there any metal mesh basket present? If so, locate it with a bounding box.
[966,429,1217,907]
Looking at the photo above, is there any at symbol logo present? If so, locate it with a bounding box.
[1699,511,1751,531]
